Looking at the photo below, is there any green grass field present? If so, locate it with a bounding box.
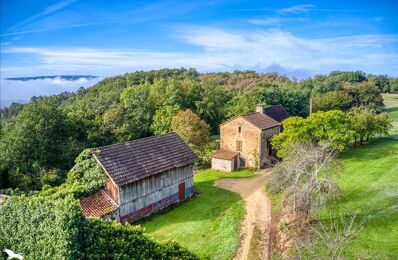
[316,94,398,258]
[140,169,255,259]
[382,93,398,138]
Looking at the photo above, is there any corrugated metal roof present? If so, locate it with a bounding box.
[213,149,240,160]
[95,133,198,187]
[80,190,118,217]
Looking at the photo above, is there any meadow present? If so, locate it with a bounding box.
[317,94,398,258]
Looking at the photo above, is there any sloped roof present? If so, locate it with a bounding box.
[94,133,198,187]
[241,112,280,130]
[80,190,118,217]
[213,149,240,160]
[264,105,289,123]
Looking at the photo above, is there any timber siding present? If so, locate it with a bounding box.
[119,164,194,223]
[80,133,198,222]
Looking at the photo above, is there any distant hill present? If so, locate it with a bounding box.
[6,75,99,81]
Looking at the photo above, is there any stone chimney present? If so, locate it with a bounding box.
[256,104,265,114]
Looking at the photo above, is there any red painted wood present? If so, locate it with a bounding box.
[179,182,185,201]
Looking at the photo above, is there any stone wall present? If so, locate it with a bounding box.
[212,157,234,172]
[220,118,261,167]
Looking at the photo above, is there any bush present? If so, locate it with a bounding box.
[0,195,83,259]
[80,219,198,259]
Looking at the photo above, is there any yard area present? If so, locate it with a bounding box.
[382,93,398,138]
[316,94,398,258]
[318,138,398,258]
[140,168,255,259]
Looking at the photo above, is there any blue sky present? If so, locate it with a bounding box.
[1,0,397,78]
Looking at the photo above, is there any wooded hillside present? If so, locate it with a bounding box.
[0,69,396,191]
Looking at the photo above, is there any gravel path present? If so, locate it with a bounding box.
[214,170,272,260]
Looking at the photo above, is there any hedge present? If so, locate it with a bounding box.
[0,195,83,259]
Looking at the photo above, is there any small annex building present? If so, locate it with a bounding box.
[80,133,198,223]
[212,104,289,172]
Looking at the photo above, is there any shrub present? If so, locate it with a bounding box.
[0,195,83,259]
[80,219,198,259]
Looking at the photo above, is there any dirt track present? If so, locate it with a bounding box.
[214,170,272,260]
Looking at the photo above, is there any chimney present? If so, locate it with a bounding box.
[256,104,265,114]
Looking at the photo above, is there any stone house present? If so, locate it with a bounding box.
[80,133,198,223]
[212,105,289,172]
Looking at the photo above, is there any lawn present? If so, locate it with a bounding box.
[140,168,255,259]
[382,93,398,138]
[315,94,398,258]
[318,138,398,258]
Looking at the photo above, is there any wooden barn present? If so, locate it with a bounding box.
[80,133,198,223]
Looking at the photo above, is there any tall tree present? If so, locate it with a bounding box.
[171,109,210,148]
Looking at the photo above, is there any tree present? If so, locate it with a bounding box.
[225,93,258,119]
[194,84,230,133]
[171,109,210,148]
[348,106,392,145]
[256,84,310,117]
[151,105,180,134]
[0,98,77,190]
[272,110,354,158]
[267,142,338,214]
[342,82,384,111]
[119,85,155,140]
[312,91,352,112]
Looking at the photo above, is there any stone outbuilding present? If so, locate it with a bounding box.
[212,105,289,171]
[80,133,198,223]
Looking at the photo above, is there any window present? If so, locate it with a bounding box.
[238,126,241,133]
[236,141,242,151]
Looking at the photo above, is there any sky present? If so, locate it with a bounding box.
[0,0,397,105]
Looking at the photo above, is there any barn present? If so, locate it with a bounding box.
[80,133,198,223]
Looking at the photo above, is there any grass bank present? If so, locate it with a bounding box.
[382,93,398,138]
[319,138,398,258]
[140,168,255,259]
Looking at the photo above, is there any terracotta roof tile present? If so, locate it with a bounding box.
[95,133,198,187]
[213,149,240,160]
[80,190,118,217]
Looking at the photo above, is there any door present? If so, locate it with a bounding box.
[179,182,185,201]
[234,156,238,170]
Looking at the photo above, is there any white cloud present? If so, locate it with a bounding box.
[0,77,103,107]
[249,17,307,26]
[2,29,398,78]
[277,4,315,15]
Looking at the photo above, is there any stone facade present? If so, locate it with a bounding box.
[214,105,283,170]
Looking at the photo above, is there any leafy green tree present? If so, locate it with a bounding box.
[342,81,384,111]
[194,84,230,132]
[256,84,310,116]
[272,110,354,158]
[119,85,155,140]
[348,106,392,145]
[225,93,258,119]
[171,109,210,148]
[312,91,352,112]
[0,98,78,190]
[151,105,180,134]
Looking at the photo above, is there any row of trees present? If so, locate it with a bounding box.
[272,108,392,158]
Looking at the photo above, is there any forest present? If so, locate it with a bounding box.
[0,68,397,191]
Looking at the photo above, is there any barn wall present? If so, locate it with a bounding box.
[118,164,194,223]
[104,178,120,204]
[220,118,261,167]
